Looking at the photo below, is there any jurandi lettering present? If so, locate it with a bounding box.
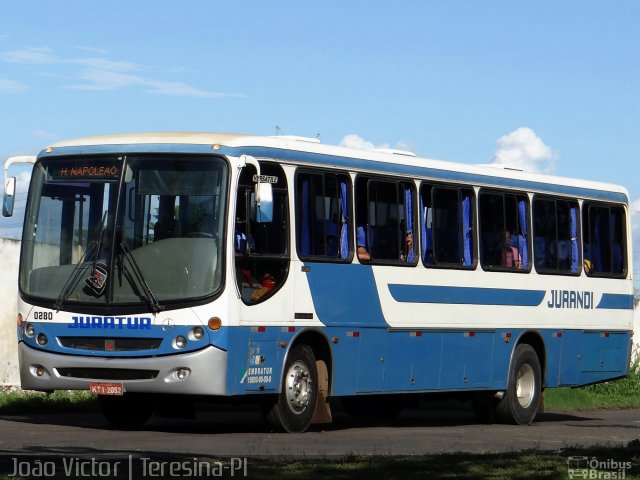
[547,290,593,309]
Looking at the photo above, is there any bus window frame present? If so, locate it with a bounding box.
[234,160,291,305]
[354,173,418,267]
[531,194,582,277]
[478,188,532,274]
[419,181,478,271]
[294,167,354,264]
[581,200,628,279]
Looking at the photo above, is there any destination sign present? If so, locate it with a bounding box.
[56,165,120,180]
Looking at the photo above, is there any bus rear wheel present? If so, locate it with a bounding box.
[496,344,541,425]
[98,393,155,428]
[264,344,318,433]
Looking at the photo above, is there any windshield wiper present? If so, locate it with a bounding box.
[54,212,108,312]
[118,242,162,314]
[53,243,98,312]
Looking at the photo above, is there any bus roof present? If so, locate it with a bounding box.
[45,131,630,204]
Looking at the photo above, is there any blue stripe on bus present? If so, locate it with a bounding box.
[388,284,546,306]
[303,263,388,327]
[40,143,629,204]
[596,293,634,310]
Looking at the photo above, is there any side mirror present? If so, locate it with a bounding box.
[3,155,37,217]
[254,181,273,223]
[3,176,16,217]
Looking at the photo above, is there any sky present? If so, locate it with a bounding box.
[0,1,638,285]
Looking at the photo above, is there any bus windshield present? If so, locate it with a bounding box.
[20,154,228,309]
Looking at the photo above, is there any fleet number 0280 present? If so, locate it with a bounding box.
[33,312,53,320]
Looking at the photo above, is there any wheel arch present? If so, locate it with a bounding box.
[286,328,334,394]
[513,330,547,386]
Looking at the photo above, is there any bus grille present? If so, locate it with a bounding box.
[56,368,159,380]
[58,337,163,351]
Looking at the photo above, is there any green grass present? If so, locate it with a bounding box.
[2,446,639,480]
[545,360,640,411]
[0,388,97,414]
[243,446,640,480]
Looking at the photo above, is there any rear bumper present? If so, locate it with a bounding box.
[19,342,228,395]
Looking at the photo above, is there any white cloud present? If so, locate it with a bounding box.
[69,56,148,74]
[1,46,242,99]
[2,46,57,64]
[492,127,556,173]
[73,45,109,55]
[15,170,31,195]
[0,77,28,94]
[67,69,146,91]
[144,80,244,99]
[340,134,416,155]
[32,129,58,141]
[339,134,414,152]
[340,134,386,150]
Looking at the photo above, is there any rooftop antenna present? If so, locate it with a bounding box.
[275,126,284,136]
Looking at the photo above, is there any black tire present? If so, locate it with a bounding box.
[496,344,541,425]
[264,344,318,433]
[98,393,155,428]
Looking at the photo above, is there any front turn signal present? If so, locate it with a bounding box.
[208,317,222,330]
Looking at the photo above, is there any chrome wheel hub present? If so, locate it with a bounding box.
[285,360,313,413]
[516,363,535,408]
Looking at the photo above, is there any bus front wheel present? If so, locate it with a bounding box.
[496,344,541,425]
[264,344,318,433]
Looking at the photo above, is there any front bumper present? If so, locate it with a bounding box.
[19,342,228,395]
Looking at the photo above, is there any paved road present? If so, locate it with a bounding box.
[1,407,639,462]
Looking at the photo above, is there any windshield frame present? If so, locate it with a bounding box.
[19,152,230,315]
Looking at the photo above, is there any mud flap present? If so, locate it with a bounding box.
[311,358,332,425]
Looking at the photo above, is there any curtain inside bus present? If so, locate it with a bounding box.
[404,186,414,263]
[463,193,473,266]
[517,199,528,269]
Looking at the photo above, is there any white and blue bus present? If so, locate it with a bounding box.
[3,132,634,432]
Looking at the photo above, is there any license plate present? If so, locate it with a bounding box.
[89,382,123,396]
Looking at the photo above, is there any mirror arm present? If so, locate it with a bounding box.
[4,155,37,195]
[239,154,261,205]
[3,156,37,217]
[4,155,37,189]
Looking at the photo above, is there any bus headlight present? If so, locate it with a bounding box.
[174,336,187,349]
[36,334,48,346]
[191,326,205,340]
[24,323,35,337]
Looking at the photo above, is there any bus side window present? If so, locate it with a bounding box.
[296,171,351,261]
[234,163,290,303]
[533,197,579,274]
[582,202,626,277]
[420,183,474,268]
[355,176,416,265]
[479,190,529,272]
